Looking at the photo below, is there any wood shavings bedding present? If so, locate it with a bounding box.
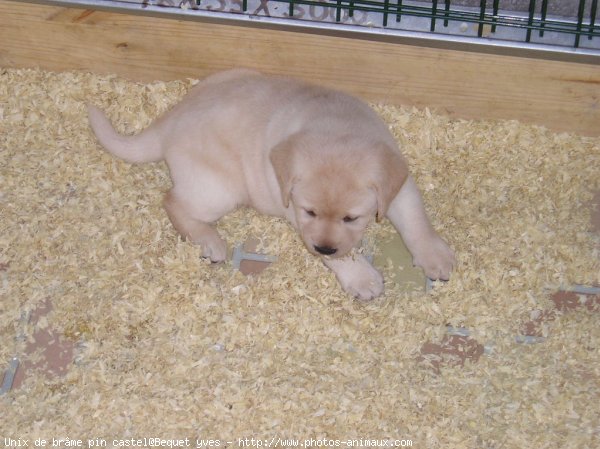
[1,68,598,448]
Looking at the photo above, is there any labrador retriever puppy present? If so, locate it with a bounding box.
[88,69,455,300]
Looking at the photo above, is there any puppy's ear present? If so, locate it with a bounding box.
[373,145,409,222]
[269,135,300,208]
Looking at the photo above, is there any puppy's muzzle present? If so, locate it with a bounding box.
[314,245,337,256]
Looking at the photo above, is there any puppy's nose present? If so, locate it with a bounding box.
[314,245,337,256]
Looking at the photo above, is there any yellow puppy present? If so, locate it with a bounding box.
[88,69,455,300]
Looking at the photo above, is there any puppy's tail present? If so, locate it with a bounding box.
[87,105,164,164]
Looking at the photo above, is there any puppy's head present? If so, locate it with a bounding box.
[270,132,407,258]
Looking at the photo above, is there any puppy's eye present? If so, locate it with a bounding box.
[343,216,358,223]
[305,209,316,217]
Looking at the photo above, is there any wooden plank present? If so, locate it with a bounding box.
[0,0,598,135]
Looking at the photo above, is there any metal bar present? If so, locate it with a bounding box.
[1,358,20,395]
[383,0,389,27]
[491,0,499,33]
[561,284,600,295]
[232,244,277,270]
[591,0,598,39]
[431,0,438,32]
[446,326,471,337]
[515,335,547,344]
[526,0,535,43]
[478,0,486,38]
[444,0,450,27]
[575,0,587,48]
[539,0,548,37]
[396,0,402,23]
[1,311,31,395]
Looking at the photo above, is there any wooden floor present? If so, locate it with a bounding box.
[0,0,599,135]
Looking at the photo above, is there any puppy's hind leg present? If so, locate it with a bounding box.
[163,190,227,263]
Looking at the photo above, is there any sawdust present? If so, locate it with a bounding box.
[1,68,599,447]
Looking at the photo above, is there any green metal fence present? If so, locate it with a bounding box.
[190,0,599,49]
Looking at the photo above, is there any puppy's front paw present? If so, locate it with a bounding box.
[412,234,456,281]
[344,268,384,301]
[325,255,384,301]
